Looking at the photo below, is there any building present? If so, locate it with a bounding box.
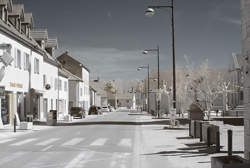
[0,1,46,125]
[90,79,108,107]
[57,52,90,113]
[89,86,101,107]
[241,0,250,160]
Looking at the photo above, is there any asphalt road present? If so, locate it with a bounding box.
[0,111,172,168]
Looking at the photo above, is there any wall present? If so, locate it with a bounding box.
[241,0,250,160]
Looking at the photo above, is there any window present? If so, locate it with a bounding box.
[64,81,67,91]
[80,88,83,96]
[24,53,29,70]
[51,99,53,110]
[54,79,58,90]
[15,49,21,69]
[34,58,39,74]
[43,75,47,87]
[58,79,62,91]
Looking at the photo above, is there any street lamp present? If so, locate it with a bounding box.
[145,0,177,110]
[137,64,150,113]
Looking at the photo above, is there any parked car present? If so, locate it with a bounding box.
[101,106,110,113]
[70,107,85,118]
[88,106,102,115]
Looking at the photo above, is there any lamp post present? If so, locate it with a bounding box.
[137,64,150,113]
[145,0,176,110]
[143,46,160,118]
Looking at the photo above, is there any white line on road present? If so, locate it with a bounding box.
[62,138,84,146]
[36,138,59,146]
[41,145,54,152]
[118,138,132,147]
[64,151,95,168]
[10,138,37,146]
[90,138,107,146]
[0,138,15,144]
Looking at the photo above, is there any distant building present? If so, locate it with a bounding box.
[57,52,90,113]
[90,79,108,107]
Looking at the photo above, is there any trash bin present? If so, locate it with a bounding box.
[47,110,57,126]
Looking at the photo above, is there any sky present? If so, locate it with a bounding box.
[15,0,241,80]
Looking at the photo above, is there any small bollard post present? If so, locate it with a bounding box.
[194,121,197,138]
[189,120,191,137]
[216,131,220,152]
[228,129,233,156]
[200,122,203,142]
[14,116,16,133]
[207,127,211,148]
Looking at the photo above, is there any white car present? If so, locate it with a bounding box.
[101,106,110,113]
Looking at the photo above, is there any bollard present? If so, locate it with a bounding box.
[200,122,203,142]
[216,131,220,152]
[194,121,196,138]
[207,127,211,148]
[14,116,16,133]
[228,129,233,156]
[189,121,191,137]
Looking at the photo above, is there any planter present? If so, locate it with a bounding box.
[19,122,33,130]
[211,155,250,168]
[202,123,219,144]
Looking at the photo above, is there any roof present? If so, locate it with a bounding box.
[59,68,83,81]
[22,13,33,28]
[0,0,12,12]
[57,51,90,72]
[30,29,48,41]
[9,4,24,19]
[0,18,44,55]
[45,38,58,49]
[90,81,107,97]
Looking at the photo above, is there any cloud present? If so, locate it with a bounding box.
[224,17,241,25]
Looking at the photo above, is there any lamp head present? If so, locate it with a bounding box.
[137,67,142,71]
[142,50,148,54]
[145,8,155,17]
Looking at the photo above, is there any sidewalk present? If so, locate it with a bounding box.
[138,123,244,168]
[0,124,53,140]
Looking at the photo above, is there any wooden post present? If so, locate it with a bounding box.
[228,129,233,156]
[200,122,203,142]
[216,131,220,152]
[207,127,211,148]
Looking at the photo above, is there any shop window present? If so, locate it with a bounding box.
[58,79,62,90]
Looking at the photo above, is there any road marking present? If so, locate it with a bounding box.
[36,138,59,146]
[90,138,107,146]
[64,151,94,168]
[62,138,84,146]
[10,138,37,146]
[0,138,15,144]
[41,145,54,152]
[118,138,132,147]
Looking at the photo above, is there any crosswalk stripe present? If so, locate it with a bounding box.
[118,138,132,147]
[90,138,107,146]
[64,151,95,168]
[10,138,37,146]
[62,138,84,146]
[0,138,15,144]
[36,138,59,146]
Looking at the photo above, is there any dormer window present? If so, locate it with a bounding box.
[0,5,7,22]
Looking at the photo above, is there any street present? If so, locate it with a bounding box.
[0,111,173,168]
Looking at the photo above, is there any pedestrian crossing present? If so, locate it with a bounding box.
[0,137,133,148]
